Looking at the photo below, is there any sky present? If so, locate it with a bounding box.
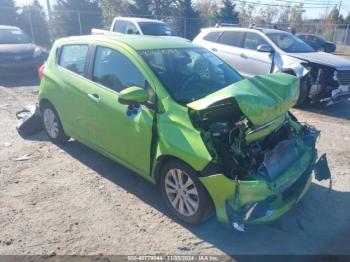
[14,0,350,20]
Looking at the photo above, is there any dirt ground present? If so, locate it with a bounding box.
[0,76,349,257]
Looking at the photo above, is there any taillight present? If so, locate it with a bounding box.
[38,64,45,80]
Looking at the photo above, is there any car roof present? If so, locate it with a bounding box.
[0,25,20,30]
[59,34,193,50]
[297,33,322,37]
[115,17,165,24]
[201,27,288,35]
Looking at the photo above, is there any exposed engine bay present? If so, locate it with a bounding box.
[190,98,322,182]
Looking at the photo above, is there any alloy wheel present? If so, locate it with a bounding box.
[164,168,199,216]
[43,108,59,139]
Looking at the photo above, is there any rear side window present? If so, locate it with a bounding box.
[243,32,268,50]
[218,31,244,47]
[113,20,126,33]
[203,31,221,42]
[59,44,88,76]
[92,46,145,92]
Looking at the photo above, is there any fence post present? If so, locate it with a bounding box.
[28,9,35,43]
[183,17,187,38]
[77,10,82,35]
[332,25,337,42]
[344,24,349,45]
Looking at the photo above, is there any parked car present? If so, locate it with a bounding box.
[193,27,350,105]
[38,34,330,230]
[0,25,46,77]
[297,33,336,53]
[91,17,177,36]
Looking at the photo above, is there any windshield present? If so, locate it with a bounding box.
[138,22,176,36]
[139,47,242,104]
[267,32,315,53]
[0,29,32,44]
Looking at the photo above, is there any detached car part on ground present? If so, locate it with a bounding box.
[193,27,350,106]
[38,35,331,230]
[0,25,47,77]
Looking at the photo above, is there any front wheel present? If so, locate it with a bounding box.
[41,102,69,144]
[160,159,214,224]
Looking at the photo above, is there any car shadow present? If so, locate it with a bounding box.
[0,74,40,88]
[296,99,350,121]
[43,138,350,256]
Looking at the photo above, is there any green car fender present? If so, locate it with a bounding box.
[153,96,212,175]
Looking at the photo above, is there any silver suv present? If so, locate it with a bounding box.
[193,26,350,105]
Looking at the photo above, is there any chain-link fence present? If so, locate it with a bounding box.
[2,7,350,48]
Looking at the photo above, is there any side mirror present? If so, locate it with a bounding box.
[118,86,149,105]
[257,44,274,53]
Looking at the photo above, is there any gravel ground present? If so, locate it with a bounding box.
[0,76,349,257]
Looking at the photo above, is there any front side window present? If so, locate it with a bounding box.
[139,47,242,104]
[92,46,145,92]
[218,31,244,47]
[267,32,315,53]
[0,29,32,44]
[243,32,268,50]
[59,44,88,75]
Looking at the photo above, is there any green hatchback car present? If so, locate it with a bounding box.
[38,34,330,230]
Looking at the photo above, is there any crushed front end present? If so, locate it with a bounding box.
[187,73,331,230]
[302,63,350,105]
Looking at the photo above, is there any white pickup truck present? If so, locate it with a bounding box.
[92,17,177,36]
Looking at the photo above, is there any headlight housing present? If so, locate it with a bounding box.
[33,47,42,58]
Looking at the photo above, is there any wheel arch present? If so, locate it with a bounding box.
[153,155,199,186]
[39,98,52,112]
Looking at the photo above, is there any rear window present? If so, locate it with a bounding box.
[218,31,244,47]
[203,31,221,42]
[58,44,89,76]
[113,20,127,33]
[138,22,176,36]
[0,29,32,44]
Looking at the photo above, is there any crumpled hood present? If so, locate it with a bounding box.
[288,52,350,70]
[187,73,299,127]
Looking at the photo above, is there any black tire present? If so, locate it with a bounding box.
[295,77,310,106]
[41,102,69,144]
[160,159,214,224]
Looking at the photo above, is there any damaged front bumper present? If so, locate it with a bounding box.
[323,86,350,106]
[199,146,331,229]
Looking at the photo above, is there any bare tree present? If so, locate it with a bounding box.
[195,0,218,26]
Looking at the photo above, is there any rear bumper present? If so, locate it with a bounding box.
[199,146,320,227]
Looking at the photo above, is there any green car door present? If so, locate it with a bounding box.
[54,43,91,141]
[83,44,155,176]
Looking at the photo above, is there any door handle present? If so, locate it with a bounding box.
[240,53,248,59]
[211,47,218,52]
[88,93,100,104]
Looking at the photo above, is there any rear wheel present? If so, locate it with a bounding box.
[160,159,214,224]
[41,102,69,144]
